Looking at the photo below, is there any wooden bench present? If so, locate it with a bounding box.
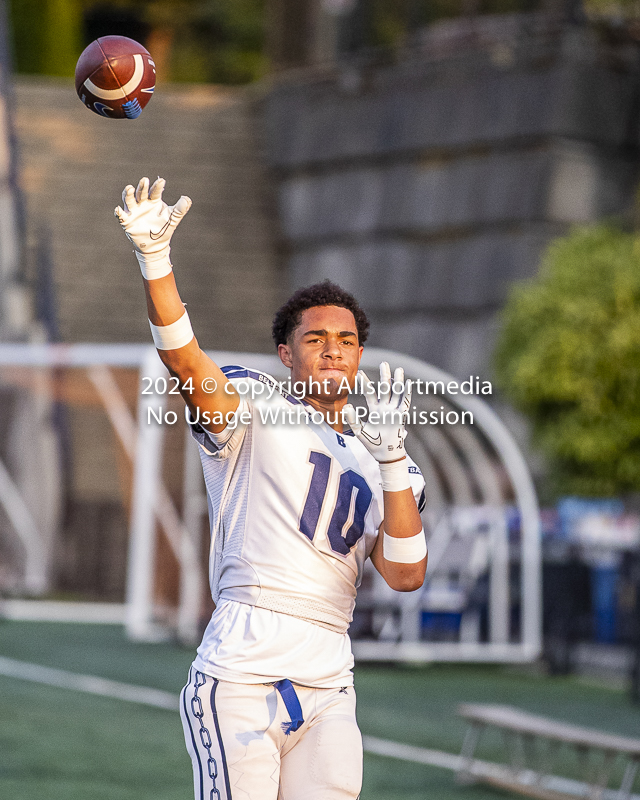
[456,703,640,800]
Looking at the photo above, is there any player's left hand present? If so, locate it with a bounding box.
[114,176,191,258]
[343,362,411,463]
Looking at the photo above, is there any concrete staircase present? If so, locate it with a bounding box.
[14,77,281,352]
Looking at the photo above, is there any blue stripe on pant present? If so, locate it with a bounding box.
[180,669,362,799]
[180,667,232,800]
[210,679,233,798]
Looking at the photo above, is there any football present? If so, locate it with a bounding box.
[75,35,155,119]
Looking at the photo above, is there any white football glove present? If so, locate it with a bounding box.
[114,177,191,280]
[343,362,412,464]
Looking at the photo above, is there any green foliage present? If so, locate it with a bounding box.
[9,0,83,76]
[177,0,266,84]
[8,0,45,73]
[147,0,265,84]
[495,224,640,497]
[9,0,265,84]
[43,0,84,77]
[583,0,640,17]
[368,0,410,49]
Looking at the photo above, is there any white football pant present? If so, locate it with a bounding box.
[180,667,362,799]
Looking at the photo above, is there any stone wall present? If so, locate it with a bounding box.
[263,19,640,378]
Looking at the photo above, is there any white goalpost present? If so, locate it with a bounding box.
[0,343,541,661]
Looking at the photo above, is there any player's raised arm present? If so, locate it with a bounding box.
[114,177,239,433]
[343,363,427,592]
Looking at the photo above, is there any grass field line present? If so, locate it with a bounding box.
[1,599,126,623]
[0,655,179,710]
[363,736,462,770]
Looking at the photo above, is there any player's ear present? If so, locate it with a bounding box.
[278,343,293,368]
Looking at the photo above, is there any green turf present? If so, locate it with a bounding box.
[0,674,190,800]
[362,755,517,800]
[354,662,640,752]
[1,621,639,799]
[354,663,640,791]
[0,620,194,691]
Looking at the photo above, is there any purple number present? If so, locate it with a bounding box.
[327,471,373,555]
[299,451,331,541]
[299,451,373,555]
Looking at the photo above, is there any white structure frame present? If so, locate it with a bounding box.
[356,350,541,663]
[0,343,540,661]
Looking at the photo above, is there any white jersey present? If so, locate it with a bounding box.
[191,366,425,687]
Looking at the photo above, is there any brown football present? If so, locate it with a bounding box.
[75,36,155,119]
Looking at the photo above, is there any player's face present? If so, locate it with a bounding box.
[278,305,363,402]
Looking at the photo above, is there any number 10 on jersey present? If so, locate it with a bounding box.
[299,452,373,555]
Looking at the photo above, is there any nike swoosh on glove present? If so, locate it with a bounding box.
[342,362,412,463]
[114,176,191,258]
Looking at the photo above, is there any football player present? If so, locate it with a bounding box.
[115,177,428,800]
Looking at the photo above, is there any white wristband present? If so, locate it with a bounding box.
[379,459,411,492]
[149,311,194,350]
[135,248,173,281]
[383,531,427,563]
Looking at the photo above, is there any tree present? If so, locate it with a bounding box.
[9,0,82,76]
[9,0,266,84]
[494,224,640,498]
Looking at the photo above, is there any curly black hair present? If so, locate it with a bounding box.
[272,281,370,347]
